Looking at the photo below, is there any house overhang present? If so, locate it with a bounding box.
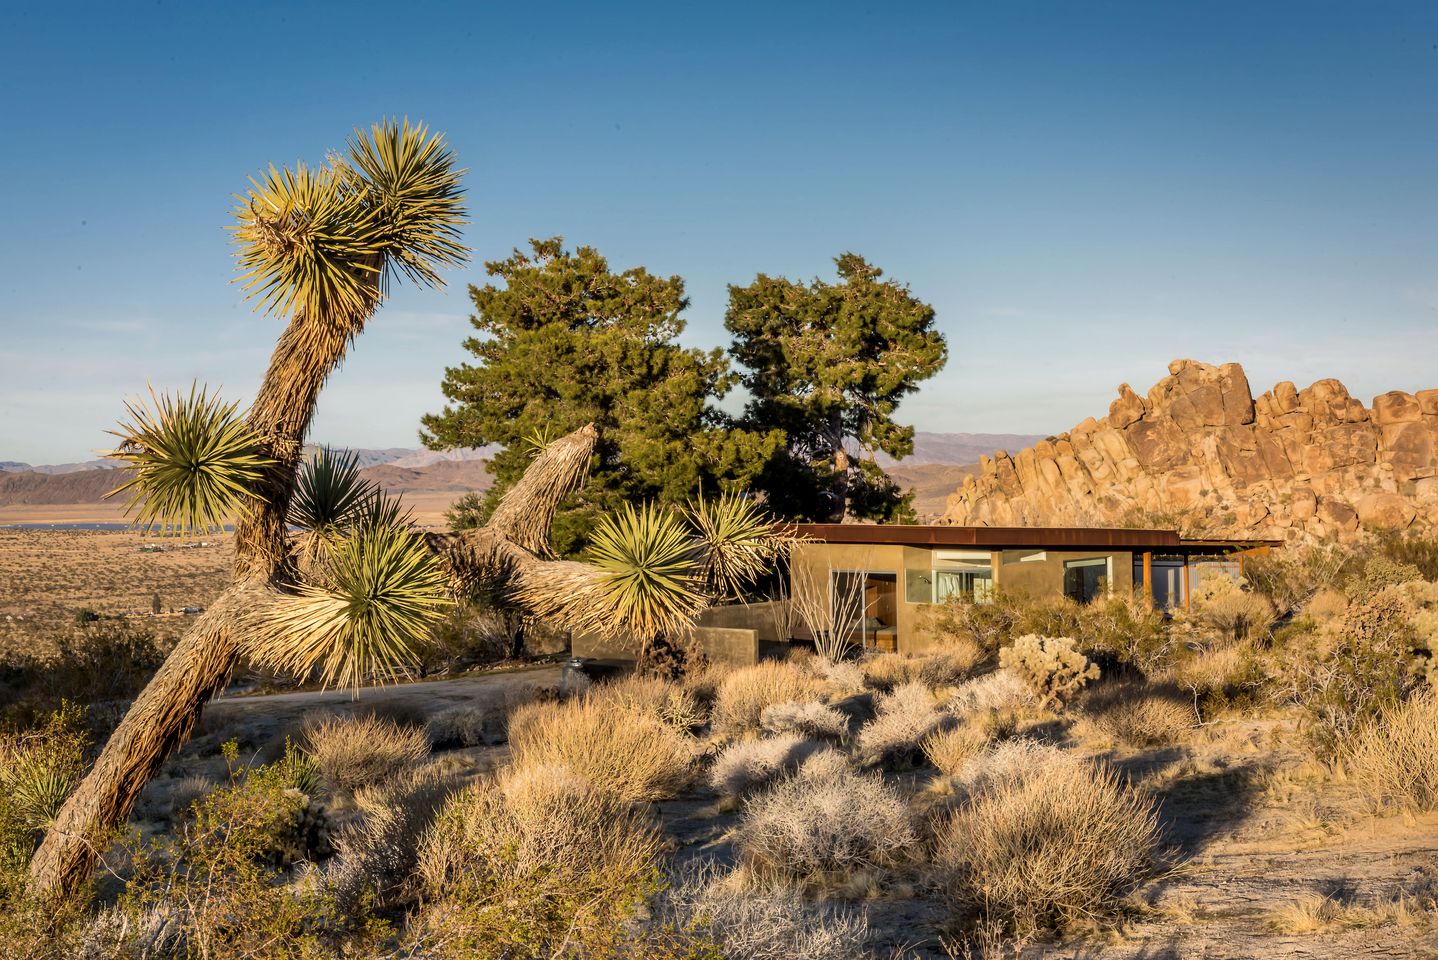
[791,524,1280,554]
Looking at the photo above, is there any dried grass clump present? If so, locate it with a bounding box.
[709,735,825,801]
[923,725,991,776]
[302,713,429,794]
[760,701,851,741]
[1305,588,1350,622]
[856,681,952,768]
[415,763,662,958]
[936,750,1161,935]
[1190,577,1277,642]
[859,653,916,692]
[1344,692,1438,813]
[508,697,693,801]
[713,661,828,734]
[734,751,915,885]
[947,669,1036,718]
[999,635,1099,707]
[1082,683,1195,748]
[655,862,872,960]
[589,673,707,731]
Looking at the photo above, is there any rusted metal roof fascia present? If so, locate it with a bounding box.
[792,524,1275,552]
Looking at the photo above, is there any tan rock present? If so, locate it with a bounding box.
[1372,391,1422,425]
[1355,492,1417,530]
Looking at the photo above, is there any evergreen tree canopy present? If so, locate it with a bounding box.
[422,238,782,554]
[725,252,946,522]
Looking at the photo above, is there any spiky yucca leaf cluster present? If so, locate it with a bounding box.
[106,385,271,535]
[252,522,450,689]
[583,497,794,642]
[588,504,705,640]
[290,447,412,563]
[0,704,88,839]
[688,492,791,600]
[233,118,466,326]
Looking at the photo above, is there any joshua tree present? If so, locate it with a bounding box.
[28,122,789,900]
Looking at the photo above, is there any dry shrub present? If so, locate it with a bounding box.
[414,764,663,959]
[923,725,991,776]
[1082,682,1194,748]
[1163,642,1264,718]
[1344,692,1438,813]
[323,763,459,912]
[709,735,826,801]
[588,673,707,731]
[508,697,692,801]
[1305,588,1349,622]
[760,701,851,740]
[426,705,501,749]
[713,661,828,734]
[734,751,915,885]
[859,653,915,692]
[948,739,1079,803]
[947,669,1035,718]
[936,749,1161,935]
[302,713,429,794]
[1189,577,1277,643]
[807,656,866,696]
[654,862,871,960]
[999,635,1099,707]
[856,681,952,768]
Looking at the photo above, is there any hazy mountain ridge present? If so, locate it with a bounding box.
[0,433,1017,513]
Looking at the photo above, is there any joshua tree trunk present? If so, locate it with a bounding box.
[26,290,374,897]
[27,413,604,900]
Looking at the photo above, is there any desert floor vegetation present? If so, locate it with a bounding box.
[4,533,1438,958]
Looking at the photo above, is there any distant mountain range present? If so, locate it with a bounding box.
[1,433,1036,477]
[0,432,1040,521]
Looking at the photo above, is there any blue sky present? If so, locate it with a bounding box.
[1,1,1435,464]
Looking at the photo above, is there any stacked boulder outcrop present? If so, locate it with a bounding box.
[940,360,1438,541]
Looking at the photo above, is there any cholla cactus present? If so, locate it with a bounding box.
[999,634,1099,707]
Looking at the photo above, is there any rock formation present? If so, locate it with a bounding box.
[939,360,1438,541]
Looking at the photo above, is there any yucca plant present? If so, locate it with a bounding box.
[254,522,449,688]
[588,503,707,643]
[106,385,272,535]
[687,492,791,601]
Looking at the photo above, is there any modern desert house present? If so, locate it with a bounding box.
[782,523,1280,655]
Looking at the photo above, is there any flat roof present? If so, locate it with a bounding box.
[791,524,1280,552]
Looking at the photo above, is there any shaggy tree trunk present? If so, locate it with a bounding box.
[27,415,602,900]
[26,587,269,895]
[27,280,378,898]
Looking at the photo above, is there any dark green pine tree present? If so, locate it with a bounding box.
[423,237,783,554]
[725,253,947,523]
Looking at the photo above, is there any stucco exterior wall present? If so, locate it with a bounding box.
[995,549,1135,597]
[791,541,1141,655]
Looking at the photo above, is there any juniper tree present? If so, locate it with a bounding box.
[725,253,947,522]
[421,238,783,554]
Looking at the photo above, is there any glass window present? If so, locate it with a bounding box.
[932,562,993,604]
[1063,557,1109,604]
